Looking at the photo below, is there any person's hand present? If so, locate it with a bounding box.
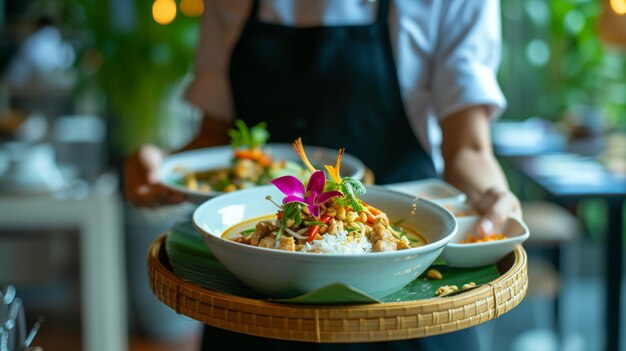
[470,187,522,236]
[123,144,185,207]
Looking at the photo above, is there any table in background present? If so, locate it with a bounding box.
[0,175,127,351]
[493,120,626,351]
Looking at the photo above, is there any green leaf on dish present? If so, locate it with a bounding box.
[165,223,502,305]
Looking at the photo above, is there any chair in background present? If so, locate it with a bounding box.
[516,199,583,349]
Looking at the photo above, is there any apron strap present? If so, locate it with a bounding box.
[376,0,390,27]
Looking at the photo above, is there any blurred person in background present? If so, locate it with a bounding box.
[125,0,521,350]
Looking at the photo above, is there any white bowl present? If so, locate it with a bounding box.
[192,185,457,299]
[159,143,365,203]
[441,216,530,268]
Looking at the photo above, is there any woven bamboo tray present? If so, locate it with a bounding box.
[148,234,527,343]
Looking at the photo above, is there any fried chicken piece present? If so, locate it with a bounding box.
[278,236,296,251]
[372,239,397,252]
[248,221,275,246]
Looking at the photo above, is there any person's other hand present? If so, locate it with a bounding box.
[470,188,522,237]
[123,144,185,207]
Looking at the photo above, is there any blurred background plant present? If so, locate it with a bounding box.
[499,0,626,131]
[0,0,205,345]
[27,0,202,160]
[498,0,626,238]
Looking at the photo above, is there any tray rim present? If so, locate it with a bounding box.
[148,233,528,343]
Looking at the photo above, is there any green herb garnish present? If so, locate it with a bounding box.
[339,178,366,212]
[239,228,256,236]
[228,119,270,149]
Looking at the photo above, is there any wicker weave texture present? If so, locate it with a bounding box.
[148,235,527,343]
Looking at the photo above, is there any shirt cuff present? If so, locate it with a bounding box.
[184,70,234,121]
[434,61,507,122]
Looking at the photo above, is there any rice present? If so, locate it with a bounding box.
[302,230,372,254]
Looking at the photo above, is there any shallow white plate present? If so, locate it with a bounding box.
[159,143,366,203]
[441,216,530,268]
[384,178,466,205]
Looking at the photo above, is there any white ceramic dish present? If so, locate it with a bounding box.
[441,216,530,268]
[159,143,366,203]
[384,178,466,205]
[192,185,457,299]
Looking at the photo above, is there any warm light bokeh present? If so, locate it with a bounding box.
[152,0,177,25]
[611,0,626,15]
[181,0,204,17]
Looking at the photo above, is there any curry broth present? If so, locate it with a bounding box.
[223,215,428,249]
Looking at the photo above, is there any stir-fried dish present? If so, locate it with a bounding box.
[227,138,426,254]
[179,120,308,192]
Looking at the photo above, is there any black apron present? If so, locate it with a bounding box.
[202,0,478,349]
[228,0,436,184]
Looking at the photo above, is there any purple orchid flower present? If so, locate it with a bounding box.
[271,170,343,218]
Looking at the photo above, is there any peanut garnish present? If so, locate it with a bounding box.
[436,285,459,297]
[427,269,443,280]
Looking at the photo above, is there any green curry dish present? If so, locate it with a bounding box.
[228,119,270,149]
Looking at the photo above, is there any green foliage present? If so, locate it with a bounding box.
[32,0,201,155]
[499,0,626,128]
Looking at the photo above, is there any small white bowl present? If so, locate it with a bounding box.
[193,185,457,299]
[441,216,529,268]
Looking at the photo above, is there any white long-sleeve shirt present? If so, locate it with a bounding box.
[184,0,506,170]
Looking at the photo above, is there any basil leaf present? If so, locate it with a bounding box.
[282,202,303,227]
